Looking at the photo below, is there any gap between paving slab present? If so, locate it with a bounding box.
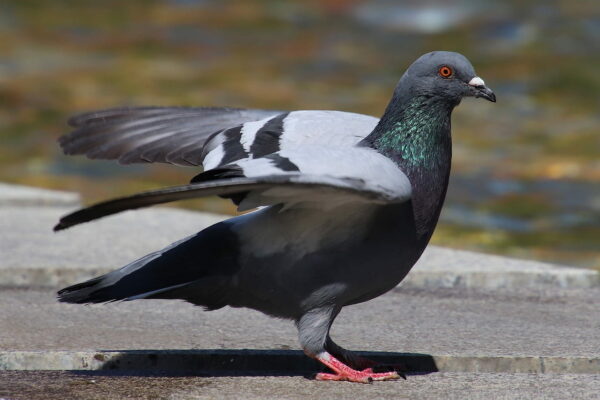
[1,350,598,375]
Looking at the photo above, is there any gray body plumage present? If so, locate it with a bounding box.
[56,51,495,380]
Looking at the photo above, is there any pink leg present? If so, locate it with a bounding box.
[314,352,401,383]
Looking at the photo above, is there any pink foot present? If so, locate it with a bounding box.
[314,352,402,383]
[344,355,406,374]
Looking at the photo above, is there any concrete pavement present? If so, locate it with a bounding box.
[1,285,600,398]
[0,183,79,208]
[1,183,599,399]
[1,286,598,365]
[3,371,600,400]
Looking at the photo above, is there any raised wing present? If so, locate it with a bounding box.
[55,146,411,231]
[59,106,282,166]
[58,107,379,168]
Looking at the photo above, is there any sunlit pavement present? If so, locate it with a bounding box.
[1,184,599,399]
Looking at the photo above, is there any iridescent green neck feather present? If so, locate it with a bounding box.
[362,94,454,240]
[368,96,452,171]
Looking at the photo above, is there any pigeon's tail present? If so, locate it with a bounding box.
[57,222,240,309]
[57,275,114,304]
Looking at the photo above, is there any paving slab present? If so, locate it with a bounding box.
[0,206,225,287]
[2,371,600,400]
[1,206,597,290]
[1,286,599,398]
[407,246,599,290]
[0,287,598,361]
[0,183,79,207]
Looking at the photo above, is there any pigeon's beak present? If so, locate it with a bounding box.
[468,77,496,102]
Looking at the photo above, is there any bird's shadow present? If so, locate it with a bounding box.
[70,349,438,378]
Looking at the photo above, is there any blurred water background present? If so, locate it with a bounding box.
[0,0,598,269]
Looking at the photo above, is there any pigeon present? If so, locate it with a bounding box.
[55,51,495,383]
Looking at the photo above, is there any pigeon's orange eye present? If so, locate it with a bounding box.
[438,66,453,78]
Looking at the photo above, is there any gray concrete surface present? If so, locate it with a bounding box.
[1,205,597,290]
[1,287,598,361]
[0,206,225,287]
[2,371,600,400]
[407,247,599,290]
[2,286,599,398]
[0,182,80,207]
[1,184,599,398]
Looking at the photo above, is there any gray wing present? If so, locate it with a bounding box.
[59,106,283,166]
[59,108,379,168]
[55,146,411,231]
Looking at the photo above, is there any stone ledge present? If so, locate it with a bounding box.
[1,262,597,291]
[402,266,599,290]
[0,183,79,207]
[1,350,598,374]
[407,246,600,289]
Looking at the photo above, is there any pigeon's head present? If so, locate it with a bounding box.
[401,51,496,104]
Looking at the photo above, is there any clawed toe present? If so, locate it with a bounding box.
[368,363,407,379]
[313,352,403,383]
[315,369,400,383]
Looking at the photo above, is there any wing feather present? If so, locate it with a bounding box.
[54,173,410,231]
[59,106,282,166]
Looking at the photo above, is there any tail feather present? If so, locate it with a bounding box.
[57,275,108,304]
[57,222,240,309]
